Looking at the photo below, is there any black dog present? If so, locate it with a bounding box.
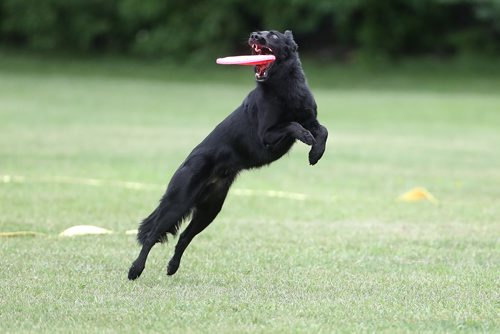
[128,30,328,280]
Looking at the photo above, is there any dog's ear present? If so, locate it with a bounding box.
[284,30,298,52]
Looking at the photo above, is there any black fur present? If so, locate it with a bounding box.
[128,30,328,280]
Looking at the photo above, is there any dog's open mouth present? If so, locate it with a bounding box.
[251,43,274,81]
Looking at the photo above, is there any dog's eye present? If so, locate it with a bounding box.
[271,34,279,40]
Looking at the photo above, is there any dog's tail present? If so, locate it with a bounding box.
[136,198,192,245]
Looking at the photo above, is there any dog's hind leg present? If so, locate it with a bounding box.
[128,238,155,280]
[128,157,213,280]
[167,177,233,276]
[128,203,191,280]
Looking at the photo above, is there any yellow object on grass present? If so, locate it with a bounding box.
[0,231,40,237]
[59,225,113,237]
[398,187,438,204]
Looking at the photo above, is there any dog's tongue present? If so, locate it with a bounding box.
[216,55,275,66]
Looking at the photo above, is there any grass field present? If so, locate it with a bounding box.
[0,53,499,333]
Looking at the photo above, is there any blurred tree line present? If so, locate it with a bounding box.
[0,0,499,61]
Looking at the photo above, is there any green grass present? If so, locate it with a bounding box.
[0,53,499,333]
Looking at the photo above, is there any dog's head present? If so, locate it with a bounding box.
[248,30,299,83]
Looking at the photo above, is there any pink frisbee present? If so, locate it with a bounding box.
[216,55,276,66]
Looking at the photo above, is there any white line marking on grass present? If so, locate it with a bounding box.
[1,175,335,237]
[1,174,320,201]
[232,188,308,201]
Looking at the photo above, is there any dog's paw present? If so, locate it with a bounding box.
[128,263,144,281]
[299,130,316,146]
[308,144,325,165]
[167,260,179,276]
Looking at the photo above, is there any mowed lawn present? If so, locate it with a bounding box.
[0,55,499,333]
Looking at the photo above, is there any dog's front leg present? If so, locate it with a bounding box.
[301,118,328,165]
[262,122,316,148]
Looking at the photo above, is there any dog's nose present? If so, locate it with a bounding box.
[250,32,266,45]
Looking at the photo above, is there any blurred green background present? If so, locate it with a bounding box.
[1,0,499,61]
